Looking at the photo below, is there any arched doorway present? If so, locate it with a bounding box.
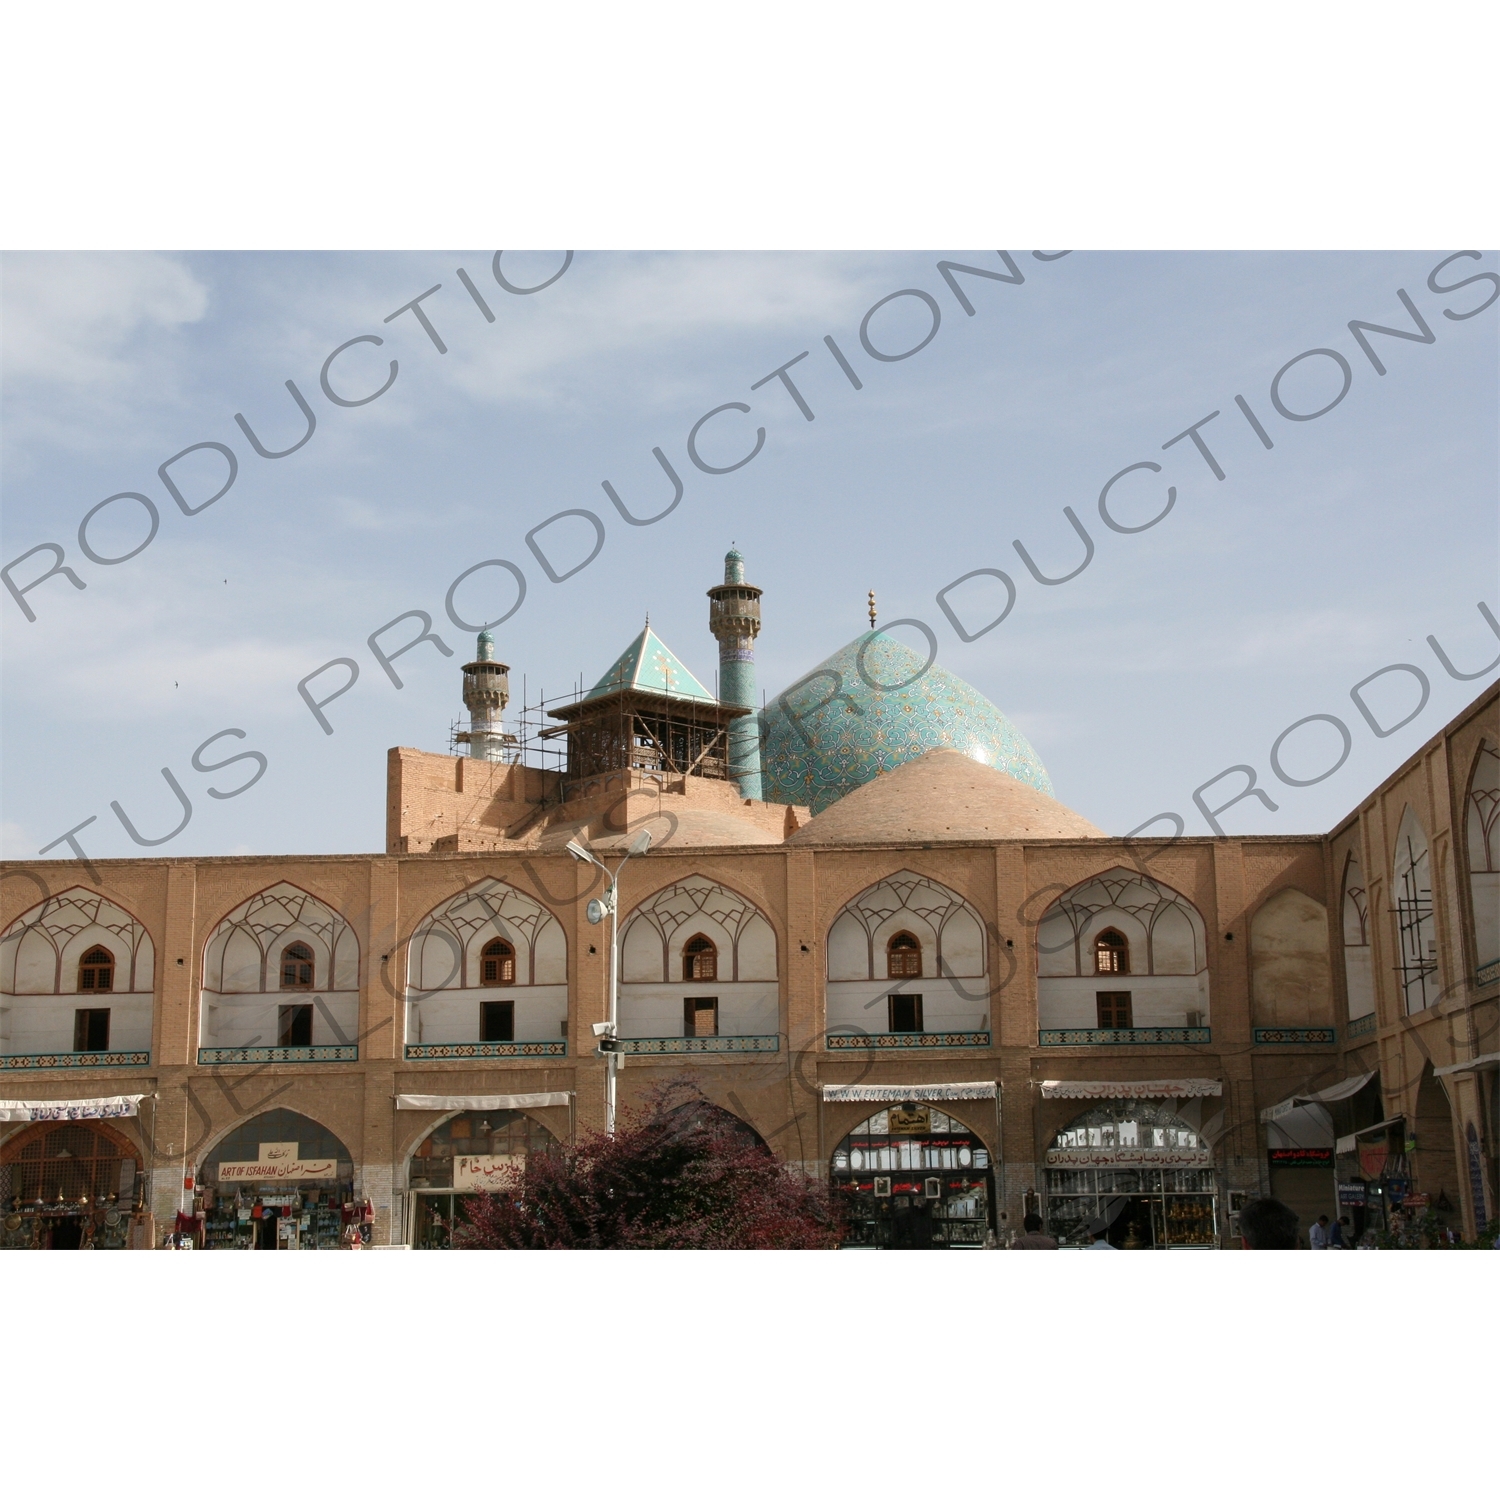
[406,1110,560,1248]
[1044,1101,1218,1248]
[198,1109,355,1249]
[830,1106,993,1248]
[1,1119,143,1249]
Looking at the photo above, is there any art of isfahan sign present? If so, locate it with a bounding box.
[454,1154,524,1191]
[216,1142,339,1182]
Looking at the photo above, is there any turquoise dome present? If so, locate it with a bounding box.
[757,631,1052,813]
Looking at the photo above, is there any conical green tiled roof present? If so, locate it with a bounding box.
[585,626,716,703]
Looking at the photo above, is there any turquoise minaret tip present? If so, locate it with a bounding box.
[476,630,496,662]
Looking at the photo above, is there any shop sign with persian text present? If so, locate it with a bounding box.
[217,1142,338,1182]
[1045,1146,1211,1167]
[454,1154,523,1191]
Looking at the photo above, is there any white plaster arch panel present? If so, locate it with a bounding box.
[621,876,779,985]
[737,914,777,981]
[1341,851,1369,946]
[203,883,358,996]
[827,912,868,982]
[407,878,566,992]
[825,872,989,982]
[938,907,986,978]
[1033,869,1208,978]
[1149,903,1199,975]
[1466,741,1500,974]
[0,888,156,995]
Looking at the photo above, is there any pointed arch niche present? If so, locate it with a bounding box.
[1340,850,1375,1024]
[824,872,989,1043]
[1465,741,1499,986]
[405,879,567,1055]
[1,888,155,1063]
[1034,869,1209,1040]
[618,876,778,1048]
[200,883,359,1057]
[1393,807,1439,1013]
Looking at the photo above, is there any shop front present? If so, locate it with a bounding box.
[1041,1080,1224,1248]
[824,1082,997,1249]
[197,1108,360,1249]
[1,1094,150,1250]
[398,1091,569,1248]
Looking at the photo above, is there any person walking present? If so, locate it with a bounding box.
[1009,1212,1058,1249]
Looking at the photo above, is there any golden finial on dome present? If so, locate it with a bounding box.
[867,590,877,629]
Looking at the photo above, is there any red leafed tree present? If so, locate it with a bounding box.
[453,1084,842,1249]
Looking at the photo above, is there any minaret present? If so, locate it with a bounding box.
[707,547,763,799]
[460,630,510,762]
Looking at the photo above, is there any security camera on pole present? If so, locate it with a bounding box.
[566,829,652,1136]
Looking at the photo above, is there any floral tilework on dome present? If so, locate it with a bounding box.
[757,631,1052,814]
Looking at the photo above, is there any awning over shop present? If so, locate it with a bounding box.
[1434,1051,1500,1077]
[1260,1071,1376,1124]
[0,1094,149,1122]
[1336,1115,1406,1155]
[395,1092,573,1111]
[1041,1079,1222,1100]
[820,1082,997,1104]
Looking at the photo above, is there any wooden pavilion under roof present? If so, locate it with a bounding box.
[543,687,749,793]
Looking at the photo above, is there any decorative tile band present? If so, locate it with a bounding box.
[825,1031,991,1050]
[1346,1013,1377,1039]
[619,1036,780,1055]
[1477,958,1500,988]
[1252,1027,1336,1045]
[197,1045,359,1065]
[1038,1028,1212,1047]
[403,1041,568,1061]
[0,1051,151,1071]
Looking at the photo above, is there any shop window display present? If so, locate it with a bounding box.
[1045,1101,1218,1248]
[830,1107,993,1248]
[197,1108,357,1249]
[1,1120,144,1250]
[407,1109,560,1248]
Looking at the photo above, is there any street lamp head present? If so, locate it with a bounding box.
[628,829,653,856]
[565,838,592,863]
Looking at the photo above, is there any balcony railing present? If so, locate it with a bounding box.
[1346,1013,1376,1039]
[197,1045,358,1065]
[1039,1027,1211,1047]
[619,1036,779,1055]
[1252,1027,1336,1045]
[825,1031,991,1051]
[403,1041,568,1060]
[1,1050,151,1071]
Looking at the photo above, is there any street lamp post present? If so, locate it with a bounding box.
[566,829,652,1136]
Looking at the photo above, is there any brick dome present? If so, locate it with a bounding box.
[784,748,1104,845]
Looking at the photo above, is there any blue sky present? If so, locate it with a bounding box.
[2,249,1496,861]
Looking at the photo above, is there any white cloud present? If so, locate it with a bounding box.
[0,251,208,389]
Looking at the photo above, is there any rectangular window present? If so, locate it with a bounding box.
[889,993,924,1033]
[73,1008,110,1052]
[480,1000,515,1043]
[684,997,718,1037]
[1096,992,1133,1029]
[278,1004,314,1047]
